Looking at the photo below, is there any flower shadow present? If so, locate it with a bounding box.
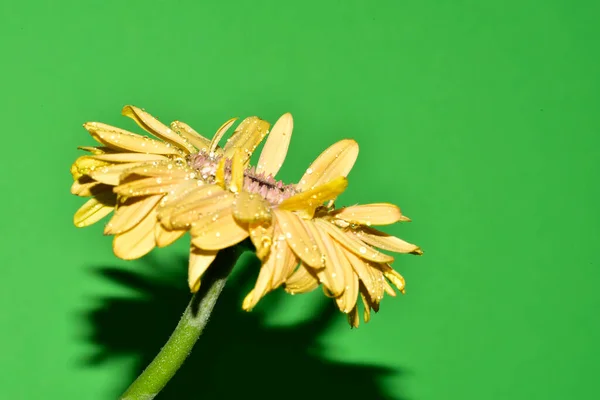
[80,254,407,399]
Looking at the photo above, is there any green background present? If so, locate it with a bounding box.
[1,0,599,399]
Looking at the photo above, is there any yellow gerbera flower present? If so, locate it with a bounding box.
[71,106,422,328]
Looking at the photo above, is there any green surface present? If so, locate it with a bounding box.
[1,0,599,399]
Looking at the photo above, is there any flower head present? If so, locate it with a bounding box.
[71,106,422,327]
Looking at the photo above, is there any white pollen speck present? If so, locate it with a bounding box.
[359,247,367,254]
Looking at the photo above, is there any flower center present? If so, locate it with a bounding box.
[187,152,298,204]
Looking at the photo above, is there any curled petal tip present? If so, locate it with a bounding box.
[411,248,424,255]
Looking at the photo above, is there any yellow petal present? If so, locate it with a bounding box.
[315,219,394,263]
[77,146,115,155]
[166,189,234,230]
[270,232,298,289]
[223,117,270,164]
[120,160,191,180]
[87,153,168,163]
[249,222,274,261]
[243,252,276,311]
[84,122,180,155]
[113,176,188,197]
[112,208,157,260]
[171,121,212,153]
[233,192,272,224]
[214,157,227,188]
[360,291,372,323]
[158,185,226,229]
[284,264,320,294]
[376,264,406,294]
[70,156,110,180]
[88,162,145,186]
[229,149,244,193]
[71,176,108,197]
[256,112,293,177]
[190,208,248,250]
[188,246,218,292]
[303,220,346,297]
[334,243,359,313]
[155,223,186,248]
[383,280,397,297]
[347,306,360,328]
[334,203,404,226]
[122,105,197,154]
[340,248,384,303]
[210,117,237,154]
[278,176,348,219]
[104,195,162,235]
[351,226,422,254]
[296,139,359,191]
[273,209,322,268]
[73,192,117,227]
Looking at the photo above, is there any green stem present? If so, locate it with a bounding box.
[120,246,243,400]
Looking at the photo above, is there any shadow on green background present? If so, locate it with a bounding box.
[81,254,406,399]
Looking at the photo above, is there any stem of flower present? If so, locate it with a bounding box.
[120,246,244,400]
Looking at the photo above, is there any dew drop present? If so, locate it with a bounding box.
[359,247,367,254]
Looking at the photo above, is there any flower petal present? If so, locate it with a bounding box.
[351,226,422,254]
[155,223,186,248]
[122,105,197,154]
[334,203,405,226]
[383,280,397,297]
[360,291,372,323]
[188,245,218,292]
[256,112,293,177]
[229,149,244,193]
[73,192,117,227]
[88,153,168,163]
[340,247,384,302]
[77,146,115,155]
[88,162,146,186]
[303,220,346,297]
[166,189,234,230]
[70,156,110,180]
[249,222,274,261]
[296,139,359,191]
[284,264,320,294]
[170,120,215,154]
[315,219,394,263]
[158,184,224,228]
[270,231,298,289]
[120,160,191,180]
[347,306,360,328]
[113,176,189,197]
[71,176,109,197]
[190,208,248,250]
[278,176,348,219]
[104,195,162,235]
[334,243,359,313]
[232,192,272,224]
[375,264,406,294]
[273,209,323,268]
[210,117,237,154]
[214,157,227,188]
[112,208,157,260]
[223,117,270,165]
[243,250,276,311]
[84,122,180,155]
